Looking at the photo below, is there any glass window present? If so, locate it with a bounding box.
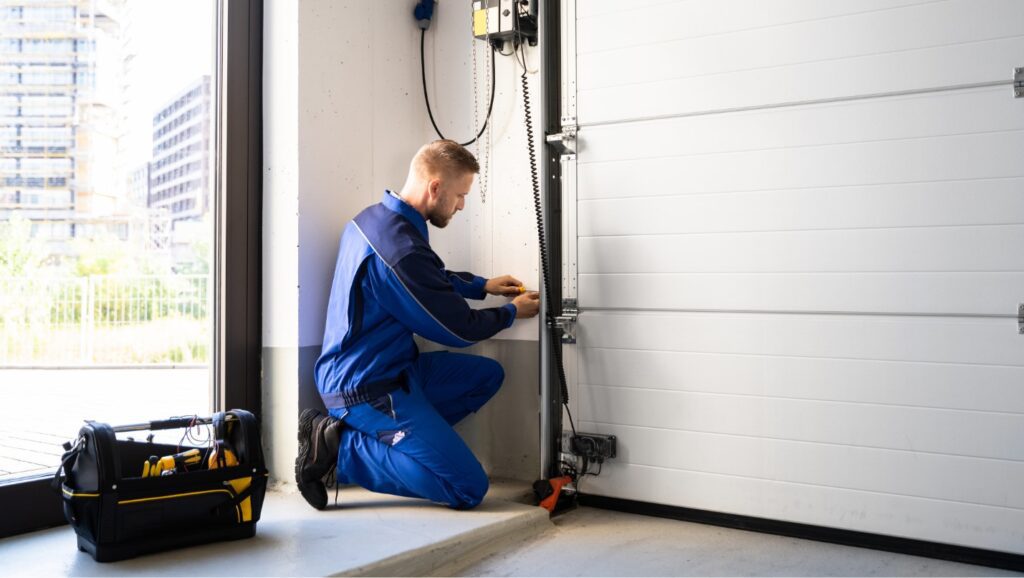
[0,0,262,538]
[21,70,73,85]
[22,7,76,22]
[20,96,73,116]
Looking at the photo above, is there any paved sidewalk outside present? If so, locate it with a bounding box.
[0,368,208,482]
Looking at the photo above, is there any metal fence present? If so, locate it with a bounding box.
[0,275,210,366]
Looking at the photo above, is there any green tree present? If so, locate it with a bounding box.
[71,233,132,276]
[0,214,45,278]
[173,214,212,275]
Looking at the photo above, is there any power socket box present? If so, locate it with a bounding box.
[561,431,617,462]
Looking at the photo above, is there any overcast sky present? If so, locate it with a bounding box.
[121,0,214,167]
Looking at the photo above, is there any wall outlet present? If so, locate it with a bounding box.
[562,431,617,462]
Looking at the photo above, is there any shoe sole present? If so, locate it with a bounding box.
[296,408,328,510]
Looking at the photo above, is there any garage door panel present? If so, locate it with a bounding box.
[580,226,1024,274]
[578,0,1021,91]
[577,0,680,19]
[578,462,1024,555]
[578,130,1024,201]
[579,86,1020,165]
[579,272,1023,316]
[580,422,1024,510]
[567,0,1024,554]
[577,0,927,20]
[578,312,1022,367]
[578,36,1023,124]
[578,349,1024,414]
[579,179,1024,237]
[579,0,933,54]
[578,385,1024,461]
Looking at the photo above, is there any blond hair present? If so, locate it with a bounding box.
[413,139,480,179]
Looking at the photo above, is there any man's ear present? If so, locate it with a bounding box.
[427,178,442,199]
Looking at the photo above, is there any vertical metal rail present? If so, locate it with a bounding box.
[539,0,563,479]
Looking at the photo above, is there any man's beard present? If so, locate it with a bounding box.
[427,207,452,228]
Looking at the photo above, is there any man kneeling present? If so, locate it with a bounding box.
[296,139,540,510]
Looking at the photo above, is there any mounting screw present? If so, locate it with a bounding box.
[1017,67,1024,74]
[1017,89,1024,98]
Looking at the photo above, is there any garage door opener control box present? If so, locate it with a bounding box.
[54,410,268,562]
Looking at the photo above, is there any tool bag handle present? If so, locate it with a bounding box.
[112,415,203,432]
[111,414,244,433]
[145,416,199,431]
[51,436,85,494]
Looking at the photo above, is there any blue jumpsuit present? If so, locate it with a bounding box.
[314,191,517,509]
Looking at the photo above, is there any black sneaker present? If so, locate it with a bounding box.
[295,408,340,510]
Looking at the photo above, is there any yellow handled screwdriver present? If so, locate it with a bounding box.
[142,448,202,477]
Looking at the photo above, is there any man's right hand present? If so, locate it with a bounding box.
[511,291,540,319]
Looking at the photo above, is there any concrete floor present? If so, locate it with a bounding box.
[0,482,548,577]
[455,507,1024,577]
[3,480,1021,576]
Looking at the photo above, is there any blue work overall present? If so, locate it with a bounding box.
[314,191,516,509]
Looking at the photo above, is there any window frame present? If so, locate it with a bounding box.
[0,0,263,539]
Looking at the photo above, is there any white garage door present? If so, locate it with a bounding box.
[563,0,1024,554]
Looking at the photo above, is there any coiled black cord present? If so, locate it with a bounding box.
[518,41,577,440]
[421,29,496,146]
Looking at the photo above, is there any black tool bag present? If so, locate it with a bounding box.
[54,410,268,562]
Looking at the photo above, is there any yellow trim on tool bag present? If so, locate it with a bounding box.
[62,486,100,499]
[117,488,231,505]
[227,476,253,522]
[118,489,242,522]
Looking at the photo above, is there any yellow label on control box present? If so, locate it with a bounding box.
[473,9,487,37]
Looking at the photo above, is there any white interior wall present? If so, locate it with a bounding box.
[263,0,428,483]
[415,1,546,478]
[262,0,544,484]
[261,0,300,483]
[261,0,298,353]
[297,1,427,349]
[425,1,543,341]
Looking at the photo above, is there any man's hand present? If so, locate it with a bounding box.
[485,275,524,296]
[511,291,540,319]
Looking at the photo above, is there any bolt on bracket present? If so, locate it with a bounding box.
[551,298,578,344]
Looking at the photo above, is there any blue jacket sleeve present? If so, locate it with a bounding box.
[445,270,487,300]
[371,253,516,347]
